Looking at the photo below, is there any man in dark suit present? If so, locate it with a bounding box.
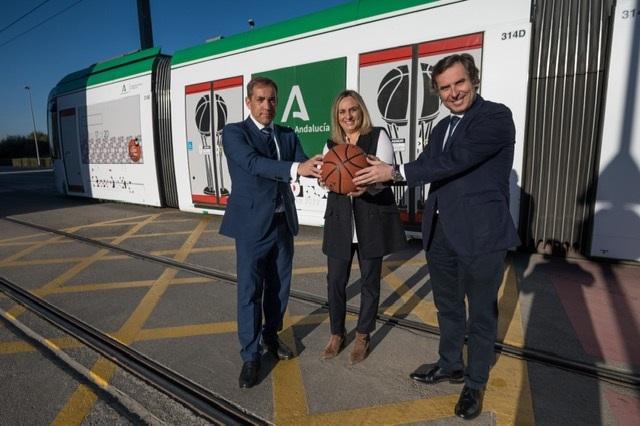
[353,54,520,419]
[220,76,322,388]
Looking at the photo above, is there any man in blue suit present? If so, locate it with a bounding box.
[354,54,520,419]
[220,76,322,388]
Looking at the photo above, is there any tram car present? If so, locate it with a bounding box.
[47,0,640,262]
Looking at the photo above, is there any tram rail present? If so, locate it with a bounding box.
[4,216,639,390]
[0,273,266,426]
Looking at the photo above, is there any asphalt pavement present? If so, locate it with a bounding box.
[0,168,638,425]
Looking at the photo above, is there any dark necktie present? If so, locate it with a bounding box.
[443,115,460,150]
[261,126,284,210]
[261,127,278,159]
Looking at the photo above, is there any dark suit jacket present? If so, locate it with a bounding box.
[404,95,520,256]
[219,117,308,241]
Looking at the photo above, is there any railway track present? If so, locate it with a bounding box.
[3,215,639,401]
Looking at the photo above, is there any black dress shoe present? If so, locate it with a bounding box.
[239,361,259,388]
[455,385,484,420]
[410,365,464,384]
[265,338,294,360]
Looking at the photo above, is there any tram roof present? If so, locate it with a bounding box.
[171,0,439,67]
[49,47,162,98]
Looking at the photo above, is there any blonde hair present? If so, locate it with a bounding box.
[330,90,373,144]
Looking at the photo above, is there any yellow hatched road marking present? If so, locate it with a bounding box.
[380,263,439,326]
[51,276,212,294]
[0,231,48,244]
[61,213,162,230]
[2,215,162,321]
[0,313,334,355]
[2,212,533,424]
[0,239,74,248]
[76,217,192,229]
[272,258,533,424]
[0,234,68,266]
[278,394,460,425]
[54,216,210,424]
[486,259,534,424]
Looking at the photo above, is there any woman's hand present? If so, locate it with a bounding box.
[347,186,367,197]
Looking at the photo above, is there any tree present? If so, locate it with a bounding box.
[0,133,50,162]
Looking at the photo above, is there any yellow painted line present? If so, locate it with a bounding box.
[3,256,101,267]
[380,264,439,327]
[278,394,460,425]
[112,218,209,342]
[292,258,425,278]
[293,266,328,275]
[0,340,35,353]
[383,258,426,268]
[0,231,48,244]
[293,239,323,246]
[0,312,333,355]
[136,322,237,341]
[50,276,212,294]
[55,216,210,423]
[78,217,193,229]
[485,354,535,425]
[497,261,525,347]
[2,215,160,326]
[0,234,68,266]
[0,239,74,248]
[151,244,235,256]
[94,229,217,241]
[273,313,309,422]
[485,258,534,424]
[0,336,80,354]
[60,213,159,231]
[52,357,115,426]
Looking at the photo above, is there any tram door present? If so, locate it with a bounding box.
[185,76,243,208]
[58,108,85,193]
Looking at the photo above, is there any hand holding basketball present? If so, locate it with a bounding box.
[298,154,323,178]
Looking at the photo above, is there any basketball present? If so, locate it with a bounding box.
[214,94,228,132]
[195,94,211,136]
[377,65,410,125]
[321,144,369,195]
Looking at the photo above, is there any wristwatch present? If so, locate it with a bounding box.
[391,164,404,182]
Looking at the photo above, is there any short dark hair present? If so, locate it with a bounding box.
[431,53,480,91]
[247,76,278,98]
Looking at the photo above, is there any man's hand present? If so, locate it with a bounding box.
[353,157,394,185]
[298,154,323,178]
[347,186,367,197]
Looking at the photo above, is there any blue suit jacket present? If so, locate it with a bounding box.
[404,95,520,256]
[219,117,308,241]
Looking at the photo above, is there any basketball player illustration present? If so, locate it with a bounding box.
[377,65,410,166]
[375,63,441,211]
[194,93,229,202]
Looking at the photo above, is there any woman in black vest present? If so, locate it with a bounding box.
[321,90,407,364]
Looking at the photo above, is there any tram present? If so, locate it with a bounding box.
[47,0,640,262]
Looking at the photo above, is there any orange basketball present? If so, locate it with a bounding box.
[321,144,369,195]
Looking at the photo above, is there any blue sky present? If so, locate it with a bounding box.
[0,0,351,139]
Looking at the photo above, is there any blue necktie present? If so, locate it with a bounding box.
[261,127,278,159]
[443,115,460,150]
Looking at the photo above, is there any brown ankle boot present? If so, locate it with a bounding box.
[321,334,344,360]
[349,332,370,365]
